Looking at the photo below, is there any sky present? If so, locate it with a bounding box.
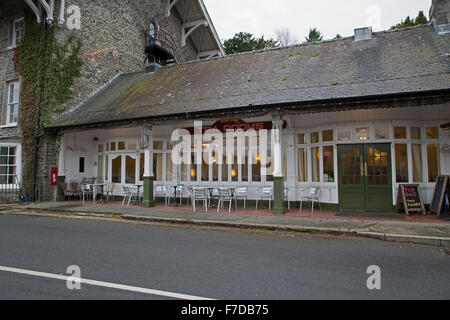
[203,0,432,43]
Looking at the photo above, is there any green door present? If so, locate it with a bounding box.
[338,144,393,212]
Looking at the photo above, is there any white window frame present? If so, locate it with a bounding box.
[0,143,21,189]
[12,17,25,48]
[6,81,20,126]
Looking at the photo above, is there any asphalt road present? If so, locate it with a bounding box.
[0,214,449,300]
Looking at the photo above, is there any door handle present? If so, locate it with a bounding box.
[365,163,368,177]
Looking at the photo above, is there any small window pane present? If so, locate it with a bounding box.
[153,153,163,181]
[427,144,440,182]
[322,130,333,142]
[297,134,307,144]
[110,142,116,151]
[112,156,122,183]
[153,141,163,150]
[395,144,408,182]
[338,129,351,141]
[297,148,307,182]
[355,128,370,141]
[323,146,334,182]
[79,157,85,173]
[426,127,439,140]
[97,155,104,181]
[98,145,103,153]
[411,127,421,140]
[394,127,407,139]
[166,153,172,182]
[125,156,136,184]
[118,142,126,150]
[375,127,389,140]
[128,141,137,150]
[311,132,319,143]
[312,147,320,182]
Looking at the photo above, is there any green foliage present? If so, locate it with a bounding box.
[390,11,429,30]
[14,10,82,186]
[305,28,323,43]
[223,32,278,54]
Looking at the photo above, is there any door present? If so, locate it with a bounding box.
[338,144,393,212]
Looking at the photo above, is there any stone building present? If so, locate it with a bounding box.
[49,0,450,214]
[0,0,224,199]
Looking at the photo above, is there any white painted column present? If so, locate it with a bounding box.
[272,115,284,178]
[143,124,154,178]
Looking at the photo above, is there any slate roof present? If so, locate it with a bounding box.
[50,25,450,128]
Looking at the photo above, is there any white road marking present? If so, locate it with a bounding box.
[0,266,214,300]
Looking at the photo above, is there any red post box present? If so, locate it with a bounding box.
[50,167,58,186]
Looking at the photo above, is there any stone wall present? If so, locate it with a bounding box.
[0,0,202,201]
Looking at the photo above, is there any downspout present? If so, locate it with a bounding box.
[32,18,47,202]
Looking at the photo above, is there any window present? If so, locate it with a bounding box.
[153,153,163,181]
[412,144,423,182]
[12,18,24,47]
[411,127,421,140]
[322,130,333,142]
[323,146,334,182]
[311,147,320,182]
[426,127,439,140]
[355,128,370,141]
[427,143,440,182]
[0,146,17,185]
[297,134,307,144]
[375,127,389,140]
[394,127,407,139]
[149,22,156,38]
[79,157,85,173]
[311,132,319,143]
[337,129,351,141]
[139,153,144,181]
[125,156,136,184]
[112,156,122,183]
[6,81,19,125]
[297,148,307,182]
[395,144,408,182]
[166,153,172,182]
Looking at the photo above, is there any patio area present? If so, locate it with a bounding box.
[53,198,450,224]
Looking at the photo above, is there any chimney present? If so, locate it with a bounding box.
[354,27,372,41]
[430,0,450,34]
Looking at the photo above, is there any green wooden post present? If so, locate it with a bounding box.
[272,176,285,214]
[142,176,155,207]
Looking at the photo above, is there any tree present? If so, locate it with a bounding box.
[390,11,429,30]
[223,32,278,54]
[304,27,323,43]
[275,27,299,47]
[335,34,343,40]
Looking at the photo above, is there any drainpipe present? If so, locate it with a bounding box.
[32,18,47,202]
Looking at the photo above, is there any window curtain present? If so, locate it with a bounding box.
[297,148,307,182]
[312,147,320,182]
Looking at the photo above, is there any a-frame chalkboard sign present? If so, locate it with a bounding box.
[430,176,449,218]
[396,184,426,216]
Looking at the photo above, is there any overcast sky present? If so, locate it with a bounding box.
[203,0,432,43]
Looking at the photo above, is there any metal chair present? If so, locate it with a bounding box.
[256,187,273,210]
[122,185,140,207]
[284,187,290,210]
[209,188,220,207]
[67,180,81,200]
[103,182,115,201]
[299,187,321,214]
[192,187,208,212]
[217,188,233,213]
[154,185,169,205]
[234,187,248,210]
[167,185,185,206]
[80,183,93,203]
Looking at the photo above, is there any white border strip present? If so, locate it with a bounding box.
[0,266,214,300]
